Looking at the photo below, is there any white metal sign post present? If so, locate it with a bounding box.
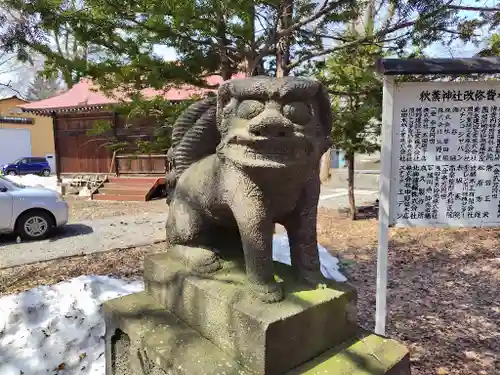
[375,75,394,336]
[375,57,500,336]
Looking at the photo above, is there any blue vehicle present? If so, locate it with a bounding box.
[1,157,51,177]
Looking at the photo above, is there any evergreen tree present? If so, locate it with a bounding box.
[319,39,382,219]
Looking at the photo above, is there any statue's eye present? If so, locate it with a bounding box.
[236,100,265,119]
[282,102,311,124]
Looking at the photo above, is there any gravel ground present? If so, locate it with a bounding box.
[319,186,378,210]
[66,196,167,222]
[0,188,377,269]
[0,196,169,269]
[0,213,166,268]
[66,189,377,222]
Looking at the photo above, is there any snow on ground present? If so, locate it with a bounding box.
[0,236,346,375]
[273,234,347,282]
[0,276,143,375]
[5,174,61,191]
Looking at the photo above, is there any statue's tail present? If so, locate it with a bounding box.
[165,96,219,201]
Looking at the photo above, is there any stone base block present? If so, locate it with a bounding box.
[144,251,358,375]
[289,333,410,375]
[104,291,410,375]
[104,291,251,375]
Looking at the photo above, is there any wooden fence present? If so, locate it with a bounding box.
[115,154,168,175]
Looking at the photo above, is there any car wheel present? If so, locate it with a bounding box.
[42,169,51,177]
[17,210,54,240]
[7,170,17,176]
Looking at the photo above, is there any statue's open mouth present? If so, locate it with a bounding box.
[219,133,313,167]
[229,134,300,155]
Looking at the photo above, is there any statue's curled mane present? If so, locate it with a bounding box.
[166,96,219,189]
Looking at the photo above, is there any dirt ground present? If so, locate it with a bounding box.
[66,196,167,222]
[1,206,498,375]
[316,209,500,375]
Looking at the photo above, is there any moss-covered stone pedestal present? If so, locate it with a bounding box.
[104,250,410,375]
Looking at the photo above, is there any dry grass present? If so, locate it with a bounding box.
[66,196,167,222]
[0,243,158,295]
[1,207,499,375]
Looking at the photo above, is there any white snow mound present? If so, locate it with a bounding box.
[6,174,59,191]
[272,234,347,282]
[0,275,143,375]
[0,235,346,375]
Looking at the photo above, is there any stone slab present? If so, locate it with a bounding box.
[287,333,410,375]
[104,291,251,375]
[144,251,358,375]
[104,292,409,375]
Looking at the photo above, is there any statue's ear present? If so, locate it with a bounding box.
[315,82,333,153]
[216,80,237,136]
[216,81,232,121]
[315,82,333,138]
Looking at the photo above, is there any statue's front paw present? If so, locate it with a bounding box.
[194,254,222,274]
[299,269,327,287]
[168,245,222,274]
[250,281,284,303]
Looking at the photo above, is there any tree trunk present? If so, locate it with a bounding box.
[346,151,356,220]
[218,34,232,81]
[276,0,293,78]
[220,62,232,80]
[245,3,262,77]
[62,69,73,89]
[319,148,332,184]
[214,5,232,81]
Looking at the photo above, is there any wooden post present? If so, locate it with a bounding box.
[52,111,62,183]
[112,111,120,176]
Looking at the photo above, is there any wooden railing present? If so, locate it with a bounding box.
[115,154,169,175]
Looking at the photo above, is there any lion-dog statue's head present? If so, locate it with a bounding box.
[215,76,333,169]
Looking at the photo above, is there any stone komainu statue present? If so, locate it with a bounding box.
[165,76,333,303]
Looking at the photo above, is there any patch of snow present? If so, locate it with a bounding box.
[272,234,347,282]
[0,275,143,375]
[78,186,92,197]
[6,174,60,191]
[0,236,346,375]
[5,175,73,192]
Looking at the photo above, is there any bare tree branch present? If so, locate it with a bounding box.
[328,89,371,95]
[249,0,358,74]
[294,0,481,71]
[437,27,474,36]
[300,30,350,41]
[284,0,354,37]
[0,54,16,69]
[0,81,24,97]
[288,16,424,70]
[446,4,500,12]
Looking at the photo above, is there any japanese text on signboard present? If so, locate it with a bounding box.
[393,83,500,226]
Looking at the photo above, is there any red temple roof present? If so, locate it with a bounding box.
[20,73,246,114]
